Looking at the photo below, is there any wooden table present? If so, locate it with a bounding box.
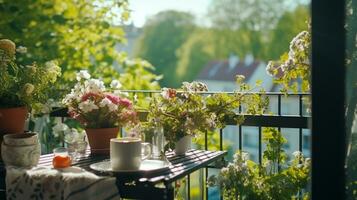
[1,149,226,200]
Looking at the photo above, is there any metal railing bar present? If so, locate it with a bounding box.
[239,125,242,150]
[118,90,310,96]
[50,109,310,129]
[258,126,262,165]
[205,167,208,200]
[187,174,191,200]
[299,94,303,152]
[219,129,223,151]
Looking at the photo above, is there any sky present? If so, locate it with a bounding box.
[127,0,212,27]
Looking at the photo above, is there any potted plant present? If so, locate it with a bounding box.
[0,39,61,137]
[146,82,215,154]
[62,70,137,154]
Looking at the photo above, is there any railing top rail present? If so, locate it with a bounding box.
[118,90,311,95]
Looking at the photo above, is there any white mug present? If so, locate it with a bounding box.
[110,138,151,170]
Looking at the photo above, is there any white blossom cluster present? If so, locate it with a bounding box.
[182,81,208,92]
[62,70,123,114]
[52,121,85,143]
[266,30,310,77]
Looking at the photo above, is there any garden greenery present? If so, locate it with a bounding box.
[0,39,61,112]
[209,128,311,200]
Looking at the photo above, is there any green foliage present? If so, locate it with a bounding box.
[175,28,216,84]
[0,0,160,95]
[210,128,311,200]
[134,10,195,87]
[0,39,61,110]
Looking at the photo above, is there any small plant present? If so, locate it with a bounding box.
[209,128,311,200]
[145,77,268,151]
[62,70,137,129]
[146,81,215,150]
[0,39,61,112]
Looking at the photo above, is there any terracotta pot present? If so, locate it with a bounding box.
[0,107,28,160]
[85,127,119,155]
[174,135,192,155]
[0,106,28,134]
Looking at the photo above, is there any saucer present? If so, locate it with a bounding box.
[90,159,171,173]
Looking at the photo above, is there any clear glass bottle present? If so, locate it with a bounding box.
[151,121,165,160]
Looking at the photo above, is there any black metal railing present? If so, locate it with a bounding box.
[48,91,311,199]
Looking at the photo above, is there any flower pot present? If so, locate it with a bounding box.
[3,132,38,146]
[0,106,28,134]
[85,127,119,155]
[1,132,41,167]
[174,135,192,155]
[0,106,28,160]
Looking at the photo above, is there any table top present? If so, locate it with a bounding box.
[36,149,226,186]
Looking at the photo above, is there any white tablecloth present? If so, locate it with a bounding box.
[6,166,120,200]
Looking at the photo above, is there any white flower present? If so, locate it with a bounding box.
[45,61,61,82]
[23,83,34,95]
[292,151,302,158]
[99,98,118,112]
[161,88,170,99]
[76,70,91,81]
[78,100,99,113]
[65,128,84,143]
[52,122,69,137]
[266,61,276,76]
[241,152,249,161]
[221,167,229,174]
[84,79,105,93]
[236,75,245,83]
[110,80,122,89]
[16,46,27,54]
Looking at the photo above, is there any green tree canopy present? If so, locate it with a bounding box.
[134,10,195,87]
[268,5,309,60]
[0,0,160,94]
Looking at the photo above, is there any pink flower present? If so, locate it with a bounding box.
[105,93,120,105]
[68,110,87,125]
[81,92,101,102]
[118,98,132,108]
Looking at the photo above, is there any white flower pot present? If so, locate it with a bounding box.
[174,135,192,155]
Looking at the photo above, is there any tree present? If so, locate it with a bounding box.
[175,28,216,84]
[268,5,309,60]
[134,10,195,87]
[207,0,309,60]
[0,0,160,93]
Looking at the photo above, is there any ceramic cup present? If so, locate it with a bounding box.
[110,138,151,170]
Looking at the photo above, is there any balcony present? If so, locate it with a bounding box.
[17,91,310,199]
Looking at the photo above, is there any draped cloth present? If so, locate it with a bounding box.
[5,166,120,200]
